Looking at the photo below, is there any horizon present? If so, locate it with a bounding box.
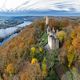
[0,11,80,16]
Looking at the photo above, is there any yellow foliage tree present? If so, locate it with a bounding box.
[67,46,75,68]
[6,63,15,74]
[56,31,66,41]
[42,57,47,77]
[65,39,71,50]
[39,47,43,53]
[31,58,38,64]
[72,37,80,51]
[71,31,77,39]
[31,47,36,54]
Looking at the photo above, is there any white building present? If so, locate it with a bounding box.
[46,16,59,50]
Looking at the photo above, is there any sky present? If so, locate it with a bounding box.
[0,0,80,16]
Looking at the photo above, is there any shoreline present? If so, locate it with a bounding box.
[0,21,32,45]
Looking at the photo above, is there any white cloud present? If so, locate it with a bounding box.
[0,0,80,12]
[56,0,80,12]
[0,0,28,10]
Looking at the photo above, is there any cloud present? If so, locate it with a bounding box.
[0,0,27,11]
[55,0,80,12]
[0,0,80,13]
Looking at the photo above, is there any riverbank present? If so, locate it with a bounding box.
[0,21,32,45]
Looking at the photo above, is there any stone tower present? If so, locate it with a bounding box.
[45,16,49,26]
